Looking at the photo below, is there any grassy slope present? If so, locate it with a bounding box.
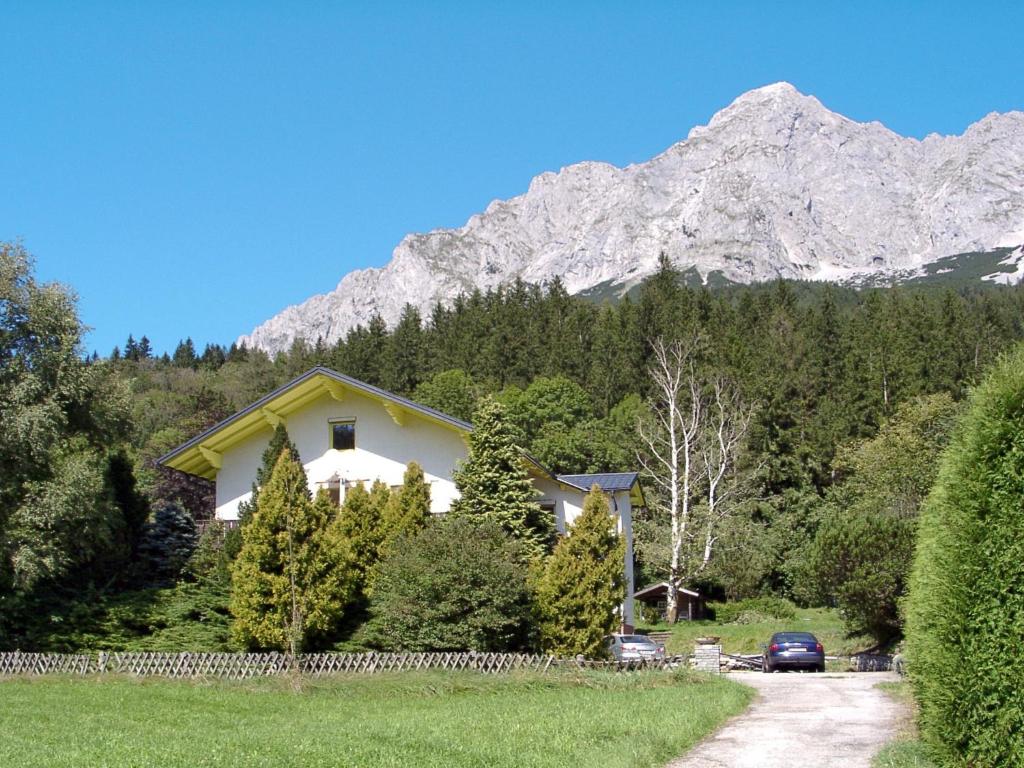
[872,682,938,768]
[0,670,752,768]
[640,607,872,656]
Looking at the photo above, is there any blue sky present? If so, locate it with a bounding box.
[2,2,1022,356]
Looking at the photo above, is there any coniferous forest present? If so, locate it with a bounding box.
[4,243,1024,652]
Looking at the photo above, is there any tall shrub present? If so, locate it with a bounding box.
[336,479,390,592]
[905,344,1024,767]
[367,518,532,651]
[535,486,625,657]
[380,461,431,554]
[230,452,355,652]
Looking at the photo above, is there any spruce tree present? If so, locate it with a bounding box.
[137,501,198,585]
[380,462,432,554]
[230,451,354,653]
[534,486,625,657]
[172,338,197,368]
[450,398,552,559]
[383,304,425,395]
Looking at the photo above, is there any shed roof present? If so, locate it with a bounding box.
[557,472,640,492]
[633,582,701,600]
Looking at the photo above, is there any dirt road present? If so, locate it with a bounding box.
[666,671,905,768]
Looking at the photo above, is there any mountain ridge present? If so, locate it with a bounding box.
[240,82,1024,353]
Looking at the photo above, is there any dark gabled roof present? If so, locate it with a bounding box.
[556,472,640,492]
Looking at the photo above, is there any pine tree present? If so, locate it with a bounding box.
[534,486,626,657]
[230,451,355,652]
[124,334,139,361]
[380,462,432,554]
[449,398,552,559]
[199,343,227,370]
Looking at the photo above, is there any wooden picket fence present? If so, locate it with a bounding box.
[0,651,689,680]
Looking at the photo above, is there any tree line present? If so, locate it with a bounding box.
[120,254,1024,611]
[5,239,1024,654]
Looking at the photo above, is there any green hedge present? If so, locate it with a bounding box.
[905,344,1024,767]
[711,596,797,624]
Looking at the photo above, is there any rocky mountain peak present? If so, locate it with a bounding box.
[239,85,1024,354]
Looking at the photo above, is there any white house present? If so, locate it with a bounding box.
[159,366,642,629]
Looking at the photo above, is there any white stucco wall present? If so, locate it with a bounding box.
[214,389,467,519]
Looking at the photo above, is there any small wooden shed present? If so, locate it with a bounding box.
[633,582,706,622]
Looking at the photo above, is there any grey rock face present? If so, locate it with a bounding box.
[240,82,1024,353]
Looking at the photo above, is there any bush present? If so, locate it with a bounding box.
[711,596,797,624]
[905,344,1024,767]
[366,518,533,651]
[1,582,233,652]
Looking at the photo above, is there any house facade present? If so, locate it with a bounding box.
[160,367,641,629]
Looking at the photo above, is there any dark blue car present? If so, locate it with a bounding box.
[762,632,825,673]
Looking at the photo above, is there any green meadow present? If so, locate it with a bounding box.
[0,670,752,768]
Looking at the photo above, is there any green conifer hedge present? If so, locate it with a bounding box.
[905,344,1024,767]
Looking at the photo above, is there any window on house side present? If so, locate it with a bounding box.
[330,421,355,451]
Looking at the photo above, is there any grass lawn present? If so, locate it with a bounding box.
[0,670,752,768]
[872,682,938,768]
[639,606,872,657]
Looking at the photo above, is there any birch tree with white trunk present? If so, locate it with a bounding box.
[637,339,753,623]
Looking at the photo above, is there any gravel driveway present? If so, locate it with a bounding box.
[666,671,905,768]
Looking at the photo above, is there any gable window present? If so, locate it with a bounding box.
[330,419,355,451]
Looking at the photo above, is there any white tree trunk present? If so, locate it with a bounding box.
[638,340,752,623]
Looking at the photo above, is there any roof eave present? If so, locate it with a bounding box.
[158,366,474,478]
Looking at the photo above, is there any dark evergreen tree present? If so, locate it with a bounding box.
[384,304,425,395]
[172,338,198,368]
[138,501,198,585]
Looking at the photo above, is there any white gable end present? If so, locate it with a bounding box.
[215,389,466,520]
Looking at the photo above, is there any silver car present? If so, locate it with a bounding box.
[606,634,666,662]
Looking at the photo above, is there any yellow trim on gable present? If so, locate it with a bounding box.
[162,372,470,480]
